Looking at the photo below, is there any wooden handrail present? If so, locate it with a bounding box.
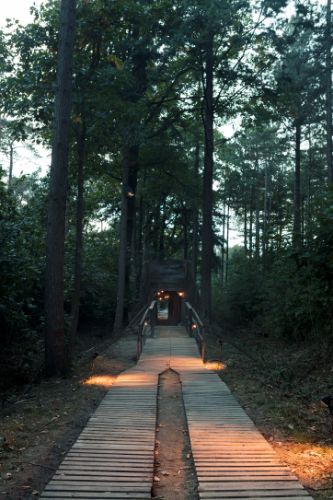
[184,302,204,327]
[139,300,157,327]
[184,301,206,361]
[136,300,157,360]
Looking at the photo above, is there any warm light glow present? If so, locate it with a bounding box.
[83,375,116,388]
[177,291,185,297]
[192,323,197,329]
[205,360,226,371]
[144,320,148,326]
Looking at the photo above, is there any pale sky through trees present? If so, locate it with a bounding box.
[4,0,326,246]
[1,0,44,27]
[0,1,50,178]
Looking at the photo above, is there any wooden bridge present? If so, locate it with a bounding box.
[41,321,312,499]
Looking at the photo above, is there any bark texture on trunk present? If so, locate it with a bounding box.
[68,126,86,358]
[225,202,230,284]
[201,36,214,323]
[293,120,302,249]
[192,143,200,283]
[45,0,76,377]
[327,0,333,184]
[113,149,130,333]
[249,183,254,258]
[8,142,14,188]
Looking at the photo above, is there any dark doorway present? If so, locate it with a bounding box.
[156,291,182,325]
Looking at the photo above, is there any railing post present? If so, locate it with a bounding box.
[137,325,142,361]
[200,329,205,362]
[151,305,155,338]
[189,309,193,337]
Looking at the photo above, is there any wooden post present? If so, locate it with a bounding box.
[151,304,156,338]
[189,309,193,337]
[201,339,205,363]
[137,326,142,361]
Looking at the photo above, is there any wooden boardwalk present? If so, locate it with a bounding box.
[41,328,312,499]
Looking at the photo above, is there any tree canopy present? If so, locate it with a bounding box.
[0,0,333,378]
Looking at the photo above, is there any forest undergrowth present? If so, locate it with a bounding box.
[206,325,333,499]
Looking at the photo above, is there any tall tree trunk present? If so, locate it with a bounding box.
[306,124,313,244]
[225,202,230,284]
[263,165,268,261]
[255,156,260,260]
[243,205,248,255]
[327,0,333,184]
[201,36,214,322]
[125,145,139,302]
[249,183,254,258]
[68,125,86,358]
[191,143,200,283]
[8,142,14,188]
[255,189,260,260]
[45,0,76,377]
[293,120,302,249]
[113,149,130,333]
[221,206,226,284]
[192,211,199,282]
[183,206,188,260]
[135,195,144,299]
[153,202,161,256]
[139,211,149,305]
[159,200,166,260]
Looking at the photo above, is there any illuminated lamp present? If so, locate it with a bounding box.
[144,321,148,326]
[123,184,135,198]
[177,291,185,297]
[192,323,197,330]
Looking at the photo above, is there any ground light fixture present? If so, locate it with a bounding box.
[320,395,333,437]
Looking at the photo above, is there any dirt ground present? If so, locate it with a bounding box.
[205,326,333,500]
[0,331,137,499]
[152,369,198,500]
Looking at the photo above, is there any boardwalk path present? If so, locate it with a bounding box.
[41,327,312,499]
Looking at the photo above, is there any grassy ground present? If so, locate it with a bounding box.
[205,325,333,499]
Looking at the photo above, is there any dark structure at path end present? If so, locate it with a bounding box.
[142,260,197,325]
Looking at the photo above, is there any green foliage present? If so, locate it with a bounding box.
[79,230,118,324]
[218,195,333,341]
[0,170,46,388]
[214,248,263,326]
[0,0,332,384]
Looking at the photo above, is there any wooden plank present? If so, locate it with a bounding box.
[199,493,310,499]
[41,329,312,500]
[172,335,312,500]
[42,494,150,499]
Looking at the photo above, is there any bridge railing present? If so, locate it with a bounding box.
[184,301,205,361]
[137,300,157,360]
